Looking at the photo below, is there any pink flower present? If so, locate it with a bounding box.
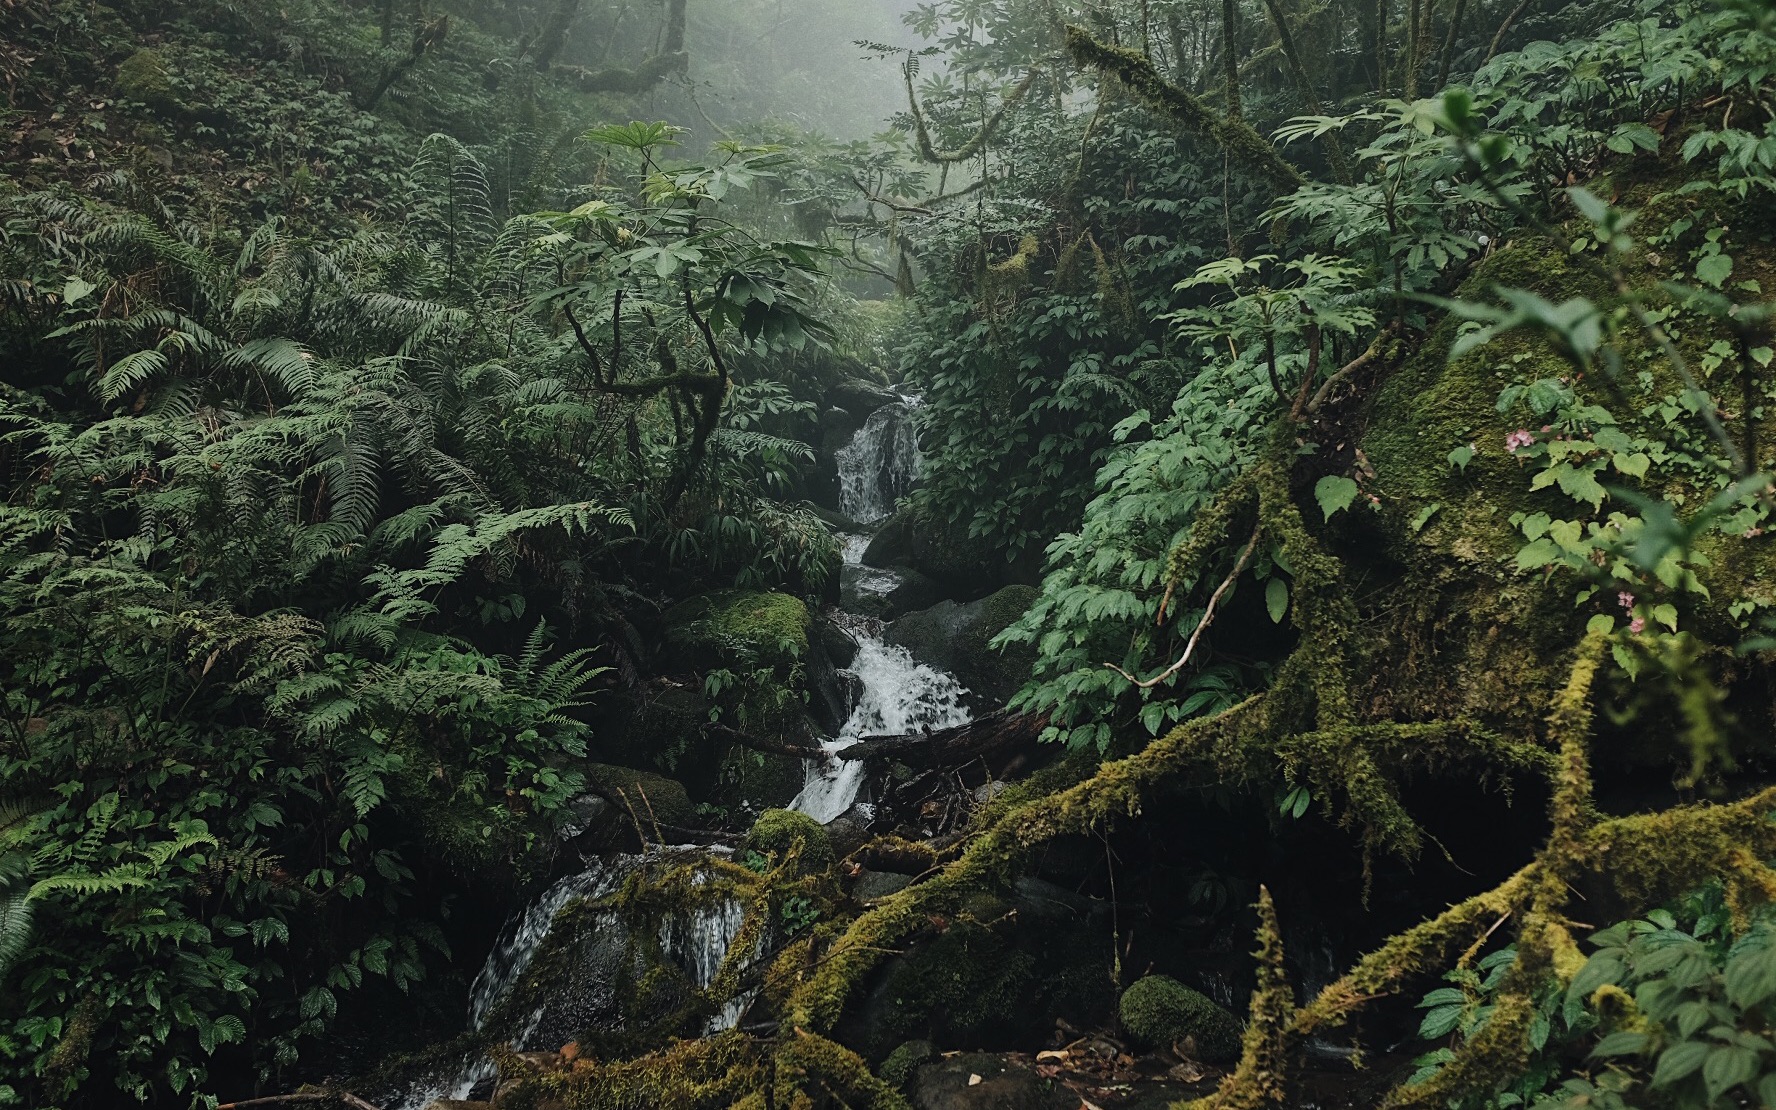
[1629,616,1646,634]
[1617,591,1635,610]
[1505,429,1536,452]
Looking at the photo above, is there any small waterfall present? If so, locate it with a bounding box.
[396,395,972,1110]
[661,893,750,1033]
[790,614,970,823]
[836,398,920,524]
[392,855,644,1109]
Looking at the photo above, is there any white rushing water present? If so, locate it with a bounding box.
[789,623,970,823]
[836,398,920,523]
[395,392,969,1110]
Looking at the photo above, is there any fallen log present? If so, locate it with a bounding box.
[834,710,1046,766]
[707,722,829,761]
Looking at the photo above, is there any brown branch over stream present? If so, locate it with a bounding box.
[834,709,1047,767]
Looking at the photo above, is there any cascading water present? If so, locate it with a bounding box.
[395,393,971,1110]
[836,397,920,524]
[790,613,969,822]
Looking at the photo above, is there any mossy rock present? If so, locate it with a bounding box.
[877,1038,934,1090]
[663,590,811,676]
[851,920,1037,1059]
[1354,216,1776,746]
[741,808,833,874]
[580,763,696,833]
[1118,975,1241,1062]
[908,505,1003,596]
[115,49,182,114]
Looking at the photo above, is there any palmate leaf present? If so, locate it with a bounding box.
[582,121,688,151]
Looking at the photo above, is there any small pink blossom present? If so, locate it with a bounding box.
[1629,616,1646,634]
[1617,591,1635,611]
[1505,429,1536,452]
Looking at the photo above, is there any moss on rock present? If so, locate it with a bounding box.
[115,49,181,114]
[664,590,811,675]
[877,1039,934,1089]
[742,808,834,875]
[1120,975,1243,1062]
[581,762,696,833]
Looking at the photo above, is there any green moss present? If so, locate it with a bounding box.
[1119,975,1242,1063]
[664,590,811,675]
[877,1039,934,1090]
[742,808,833,875]
[1189,888,1293,1109]
[115,49,180,113]
[871,920,1036,1054]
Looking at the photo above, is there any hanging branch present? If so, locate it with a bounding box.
[358,16,448,110]
[538,0,690,93]
[1064,27,1307,192]
[1105,519,1263,689]
[1258,0,1352,183]
[904,63,1039,165]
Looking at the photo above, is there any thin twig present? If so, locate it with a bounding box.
[1306,329,1392,414]
[1106,519,1264,689]
[216,1092,381,1110]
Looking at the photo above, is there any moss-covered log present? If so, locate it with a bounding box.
[1063,26,1306,192]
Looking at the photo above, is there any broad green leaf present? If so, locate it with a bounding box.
[1265,578,1289,623]
[1697,252,1734,288]
[1315,475,1360,521]
[1651,1039,1710,1087]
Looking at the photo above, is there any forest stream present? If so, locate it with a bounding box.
[5,2,1776,1110]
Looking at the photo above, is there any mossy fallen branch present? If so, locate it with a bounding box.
[905,66,1040,165]
[1063,26,1306,192]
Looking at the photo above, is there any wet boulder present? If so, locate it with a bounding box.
[572,764,697,845]
[841,560,944,621]
[884,585,1039,708]
[861,509,915,568]
[832,377,900,419]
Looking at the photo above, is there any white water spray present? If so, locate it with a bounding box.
[836,399,919,523]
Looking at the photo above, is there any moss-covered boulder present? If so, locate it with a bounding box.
[1354,212,1776,754]
[663,589,811,676]
[741,808,833,874]
[845,920,1037,1060]
[115,49,182,115]
[884,585,1039,708]
[579,763,696,834]
[1118,975,1241,1062]
[877,1038,934,1090]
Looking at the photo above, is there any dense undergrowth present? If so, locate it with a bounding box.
[3,0,1776,1107]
